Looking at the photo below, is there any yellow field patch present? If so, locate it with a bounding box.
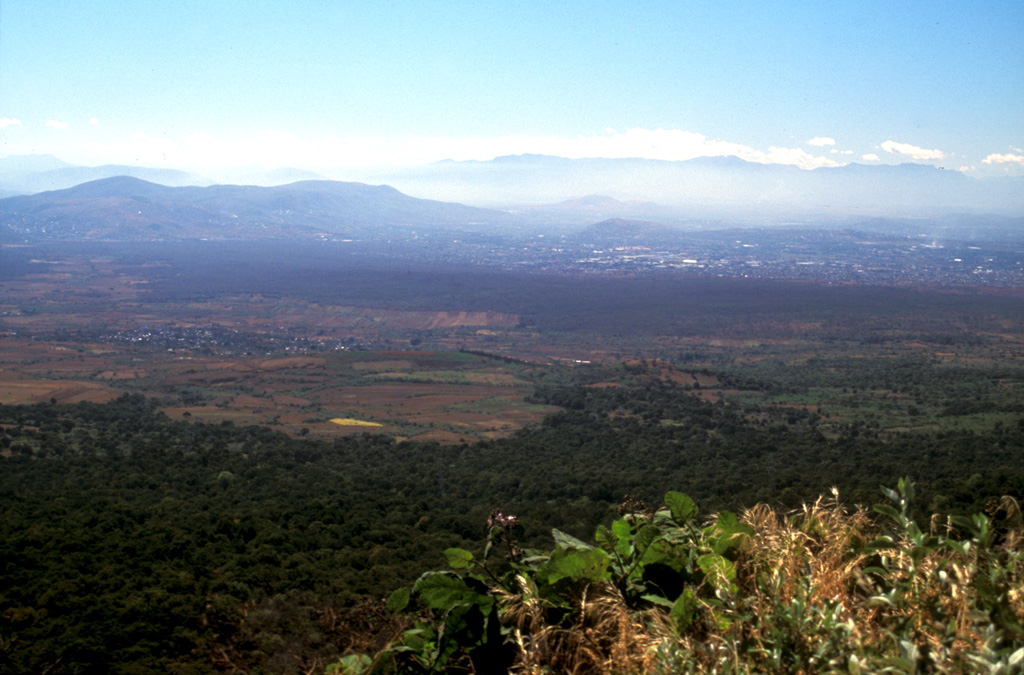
[330,418,384,427]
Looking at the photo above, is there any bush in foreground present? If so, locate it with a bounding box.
[332,481,1023,674]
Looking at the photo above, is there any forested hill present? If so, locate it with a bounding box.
[0,176,512,241]
[2,357,1021,673]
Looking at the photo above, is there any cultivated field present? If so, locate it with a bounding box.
[3,243,1024,442]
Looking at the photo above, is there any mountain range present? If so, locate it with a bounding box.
[3,153,1022,219]
[362,154,1024,217]
[1,152,1022,244]
[0,176,511,241]
[0,154,207,197]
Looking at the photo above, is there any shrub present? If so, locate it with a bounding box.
[331,482,1024,674]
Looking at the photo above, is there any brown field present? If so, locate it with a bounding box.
[0,332,556,442]
[0,256,542,439]
[258,357,326,370]
[0,378,119,405]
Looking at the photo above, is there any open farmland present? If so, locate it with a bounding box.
[0,335,556,442]
[0,247,558,442]
[3,242,1024,443]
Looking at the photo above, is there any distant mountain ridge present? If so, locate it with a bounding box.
[362,154,1024,216]
[0,155,209,195]
[3,152,1022,216]
[2,152,1023,244]
[0,153,73,175]
[0,176,513,242]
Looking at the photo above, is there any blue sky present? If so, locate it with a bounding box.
[1,0,1021,175]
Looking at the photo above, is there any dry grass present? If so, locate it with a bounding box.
[355,488,1023,674]
[635,490,1024,674]
[504,489,1022,674]
[501,578,654,675]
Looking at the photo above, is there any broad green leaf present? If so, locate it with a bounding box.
[715,510,741,530]
[671,588,700,634]
[640,540,679,568]
[387,587,410,613]
[443,547,474,570]
[543,547,610,585]
[665,491,698,525]
[400,627,432,652]
[635,523,661,552]
[697,553,736,592]
[709,511,753,556]
[552,528,593,551]
[433,604,477,667]
[611,519,634,557]
[595,524,618,552]
[653,508,677,528]
[414,572,493,612]
[716,511,755,538]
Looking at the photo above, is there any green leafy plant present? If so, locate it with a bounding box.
[332,482,1023,674]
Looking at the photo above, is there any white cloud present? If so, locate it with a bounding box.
[807,136,836,147]
[830,149,854,155]
[862,153,880,161]
[982,153,1024,165]
[90,117,99,125]
[553,128,741,161]
[46,120,70,130]
[958,166,974,172]
[0,117,22,128]
[762,145,841,169]
[880,140,944,161]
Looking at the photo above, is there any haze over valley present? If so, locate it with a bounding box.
[3,158,1023,288]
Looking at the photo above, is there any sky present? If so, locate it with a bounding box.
[1,0,1022,177]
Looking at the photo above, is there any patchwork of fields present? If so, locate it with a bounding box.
[3,243,1024,443]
